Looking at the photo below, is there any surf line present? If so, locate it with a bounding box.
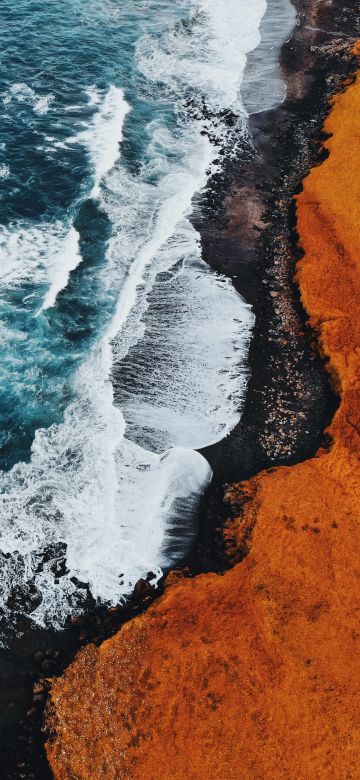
[38,86,131,315]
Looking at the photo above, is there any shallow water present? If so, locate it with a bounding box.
[0,0,293,635]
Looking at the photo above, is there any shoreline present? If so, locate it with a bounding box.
[1,1,359,777]
[192,0,358,571]
[45,6,360,775]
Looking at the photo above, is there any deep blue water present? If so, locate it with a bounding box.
[0,0,187,469]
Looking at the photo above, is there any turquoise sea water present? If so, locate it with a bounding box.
[0,0,298,634]
[0,1,193,466]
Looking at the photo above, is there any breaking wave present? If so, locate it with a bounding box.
[0,0,270,635]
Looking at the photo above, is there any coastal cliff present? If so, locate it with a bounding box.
[45,34,360,780]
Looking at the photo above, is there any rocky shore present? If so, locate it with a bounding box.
[1,0,359,778]
[44,3,360,780]
[193,0,359,570]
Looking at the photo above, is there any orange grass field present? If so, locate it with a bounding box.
[46,63,360,780]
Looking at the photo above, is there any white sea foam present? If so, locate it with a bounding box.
[241,0,297,113]
[39,227,82,312]
[0,221,75,290]
[116,247,253,452]
[104,132,214,344]
[101,126,253,448]
[137,0,266,112]
[0,163,10,179]
[0,285,213,626]
[0,86,129,321]
[0,119,218,628]
[0,0,268,634]
[3,83,54,114]
[66,85,131,197]
[195,0,267,107]
[26,87,130,313]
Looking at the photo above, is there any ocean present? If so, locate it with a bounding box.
[0,0,295,635]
